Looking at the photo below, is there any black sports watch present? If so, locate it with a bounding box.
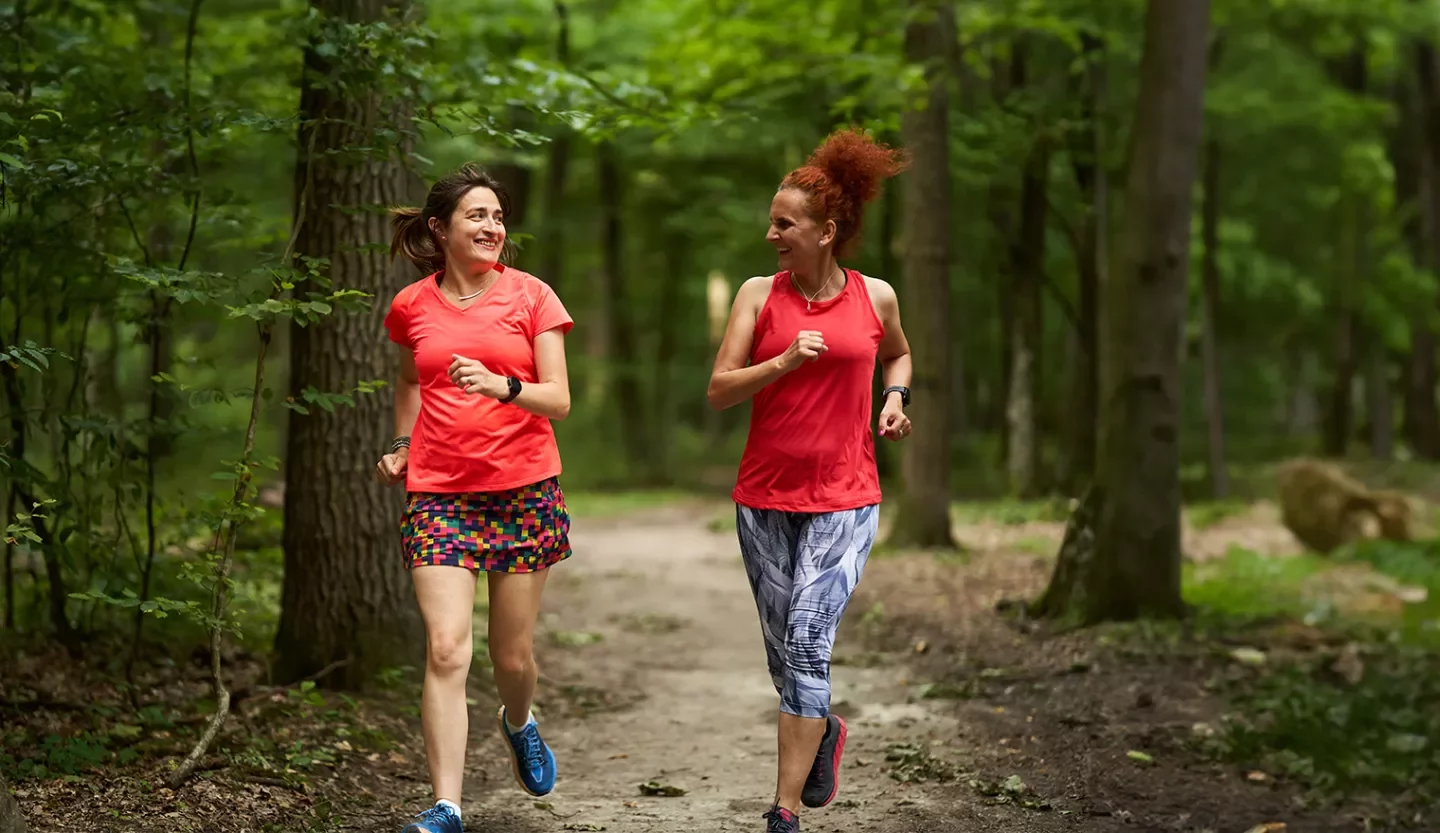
[499,376,522,404]
[882,385,910,407]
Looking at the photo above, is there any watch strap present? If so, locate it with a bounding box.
[882,385,910,406]
[499,376,522,404]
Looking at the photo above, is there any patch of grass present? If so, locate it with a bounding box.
[1176,539,1440,813]
[1204,646,1440,811]
[1185,541,1440,646]
[549,629,604,647]
[706,510,736,532]
[1183,545,1327,623]
[1186,500,1250,529]
[1010,536,1056,556]
[1342,539,1440,646]
[562,489,695,517]
[612,612,688,634]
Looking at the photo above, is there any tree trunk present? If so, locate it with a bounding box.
[1365,333,1394,459]
[0,770,27,833]
[1396,57,1440,458]
[1322,42,1370,458]
[1323,314,1359,456]
[990,52,1016,457]
[1409,40,1440,458]
[1035,0,1210,623]
[649,228,685,484]
[890,0,956,549]
[1199,80,1228,498]
[1064,32,1106,494]
[1007,93,1047,498]
[274,0,426,689]
[596,142,650,480]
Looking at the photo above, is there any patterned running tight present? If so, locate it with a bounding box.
[735,503,879,719]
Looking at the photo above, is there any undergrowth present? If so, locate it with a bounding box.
[1182,539,1440,814]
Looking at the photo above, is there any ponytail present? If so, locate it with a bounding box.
[387,162,516,275]
[388,206,445,274]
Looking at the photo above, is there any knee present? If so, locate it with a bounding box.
[488,639,534,678]
[786,631,832,678]
[426,630,472,676]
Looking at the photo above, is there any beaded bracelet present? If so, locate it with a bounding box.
[390,435,411,453]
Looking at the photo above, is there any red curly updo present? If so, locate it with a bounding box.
[780,127,909,258]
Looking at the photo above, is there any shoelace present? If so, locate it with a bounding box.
[519,725,545,771]
[762,808,797,833]
[807,745,825,778]
[414,804,456,831]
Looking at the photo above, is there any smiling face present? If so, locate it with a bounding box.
[431,186,506,274]
[766,187,835,272]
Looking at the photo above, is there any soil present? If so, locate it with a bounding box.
[4,498,1425,833]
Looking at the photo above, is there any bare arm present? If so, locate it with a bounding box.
[377,346,421,484]
[508,327,571,420]
[394,345,421,439]
[451,327,571,420]
[707,277,793,411]
[870,277,912,401]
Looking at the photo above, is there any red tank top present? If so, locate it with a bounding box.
[732,269,885,512]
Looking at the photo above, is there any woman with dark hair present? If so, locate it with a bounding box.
[376,163,574,833]
[707,128,913,833]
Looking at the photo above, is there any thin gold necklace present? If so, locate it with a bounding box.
[447,271,498,302]
[793,265,841,311]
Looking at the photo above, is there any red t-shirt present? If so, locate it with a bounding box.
[383,264,574,494]
[732,269,885,512]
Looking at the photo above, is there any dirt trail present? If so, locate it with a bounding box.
[451,503,1037,833]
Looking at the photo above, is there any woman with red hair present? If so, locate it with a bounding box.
[707,128,914,833]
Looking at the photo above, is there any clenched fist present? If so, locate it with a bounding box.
[878,400,912,441]
[376,447,408,486]
[778,330,827,372]
[449,353,505,398]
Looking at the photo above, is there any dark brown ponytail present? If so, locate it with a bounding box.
[388,206,445,273]
[387,163,515,274]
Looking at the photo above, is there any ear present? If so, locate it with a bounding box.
[820,218,838,248]
[427,217,444,238]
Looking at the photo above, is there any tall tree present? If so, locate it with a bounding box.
[1199,34,1228,498]
[1007,42,1048,498]
[1321,43,1370,457]
[1062,31,1107,494]
[1035,0,1211,622]
[890,0,957,549]
[596,141,650,479]
[273,0,425,688]
[1398,46,1440,457]
[1408,39,1440,458]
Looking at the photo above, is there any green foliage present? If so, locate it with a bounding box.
[1207,646,1440,806]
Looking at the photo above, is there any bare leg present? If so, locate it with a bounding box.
[775,713,827,811]
[486,569,551,721]
[412,565,479,806]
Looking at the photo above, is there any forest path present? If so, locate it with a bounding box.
[449,502,1077,833]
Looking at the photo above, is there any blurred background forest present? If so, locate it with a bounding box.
[4,0,1440,831]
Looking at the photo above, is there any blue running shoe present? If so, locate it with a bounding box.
[498,705,557,796]
[401,802,463,833]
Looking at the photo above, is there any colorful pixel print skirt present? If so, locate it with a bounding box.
[401,477,572,573]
